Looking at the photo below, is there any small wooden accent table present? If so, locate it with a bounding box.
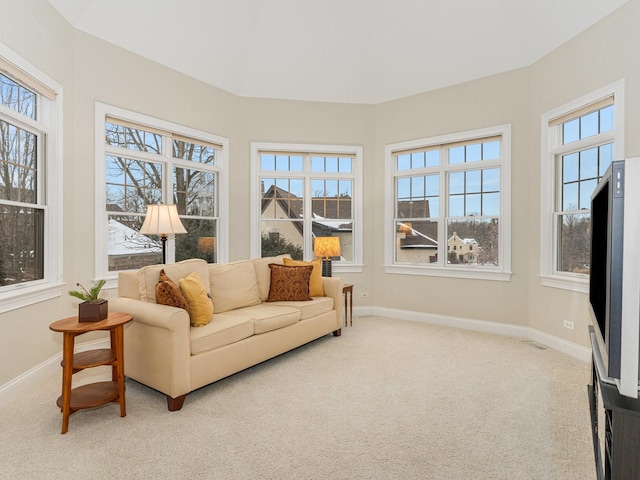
[342,284,353,327]
[49,312,133,434]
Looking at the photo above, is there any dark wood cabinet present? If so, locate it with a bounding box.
[589,360,640,479]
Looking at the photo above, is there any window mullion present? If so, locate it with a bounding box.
[162,135,172,205]
[438,149,447,266]
[36,132,45,205]
[303,170,313,260]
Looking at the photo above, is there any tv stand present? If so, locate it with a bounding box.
[589,358,640,479]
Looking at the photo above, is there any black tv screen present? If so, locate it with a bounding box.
[589,180,608,342]
[588,158,640,398]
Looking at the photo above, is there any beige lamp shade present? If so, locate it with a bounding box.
[313,236,341,259]
[139,204,187,236]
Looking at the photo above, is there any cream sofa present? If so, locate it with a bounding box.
[110,256,343,411]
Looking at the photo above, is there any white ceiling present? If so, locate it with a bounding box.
[47,0,628,104]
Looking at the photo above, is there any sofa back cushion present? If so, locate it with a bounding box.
[252,254,291,301]
[137,258,210,303]
[208,260,262,313]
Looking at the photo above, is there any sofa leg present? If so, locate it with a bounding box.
[167,394,186,411]
[333,329,342,337]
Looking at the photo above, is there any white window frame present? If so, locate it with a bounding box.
[384,125,512,281]
[0,43,63,313]
[95,103,229,286]
[540,80,625,293]
[250,142,364,273]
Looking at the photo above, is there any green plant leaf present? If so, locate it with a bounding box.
[89,279,106,301]
[68,279,106,302]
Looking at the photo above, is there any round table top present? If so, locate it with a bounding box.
[49,311,133,333]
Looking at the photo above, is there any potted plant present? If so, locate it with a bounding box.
[69,279,108,322]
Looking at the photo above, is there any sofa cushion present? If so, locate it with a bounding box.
[155,269,190,312]
[208,260,262,313]
[267,295,334,320]
[267,264,313,302]
[252,255,291,301]
[283,258,325,297]
[179,272,214,327]
[138,258,210,303]
[232,304,301,334]
[190,314,254,354]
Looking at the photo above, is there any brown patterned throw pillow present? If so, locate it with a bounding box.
[283,258,325,297]
[156,269,190,313]
[267,264,313,302]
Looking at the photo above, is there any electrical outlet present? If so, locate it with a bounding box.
[361,291,369,298]
[563,320,574,330]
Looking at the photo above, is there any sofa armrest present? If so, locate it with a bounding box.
[110,297,190,331]
[109,296,191,399]
[322,276,344,328]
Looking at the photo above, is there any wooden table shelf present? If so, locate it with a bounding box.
[56,381,120,411]
[61,348,116,371]
[49,312,132,434]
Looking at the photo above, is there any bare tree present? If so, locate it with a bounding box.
[0,86,41,285]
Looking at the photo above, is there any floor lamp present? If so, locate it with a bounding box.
[140,204,187,264]
[313,237,341,277]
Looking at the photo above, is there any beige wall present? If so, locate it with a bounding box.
[528,0,640,345]
[1,0,638,386]
[0,0,75,385]
[374,67,532,326]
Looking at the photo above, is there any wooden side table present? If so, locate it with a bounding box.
[49,311,133,434]
[342,284,353,327]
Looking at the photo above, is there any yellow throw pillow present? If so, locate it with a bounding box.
[179,272,214,327]
[283,258,325,297]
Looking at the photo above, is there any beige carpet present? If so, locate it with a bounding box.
[0,317,595,480]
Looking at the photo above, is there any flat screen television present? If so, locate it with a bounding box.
[589,158,640,398]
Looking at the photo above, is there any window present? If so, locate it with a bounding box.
[540,81,624,292]
[95,104,228,281]
[250,143,363,272]
[0,44,62,312]
[385,125,511,281]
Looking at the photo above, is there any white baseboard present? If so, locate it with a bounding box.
[0,308,591,408]
[354,306,591,362]
[527,328,591,362]
[0,338,110,409]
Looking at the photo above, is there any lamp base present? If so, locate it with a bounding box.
[161,235,168,264]
[321,259,332,277]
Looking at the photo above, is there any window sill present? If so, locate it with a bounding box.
[0,282,65,314]
[333,264,364,274]
[384,264,511,281]
[539,274,588,293]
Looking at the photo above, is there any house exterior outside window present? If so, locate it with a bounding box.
[540,80,624,292]
[0,44,63,313]
[95,103,228,282]
[250,142,363,272]
[385,125,511,281]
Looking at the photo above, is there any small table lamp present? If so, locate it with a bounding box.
[140,204,187,264]
[197,236,216,255]
[314,237,341,277]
